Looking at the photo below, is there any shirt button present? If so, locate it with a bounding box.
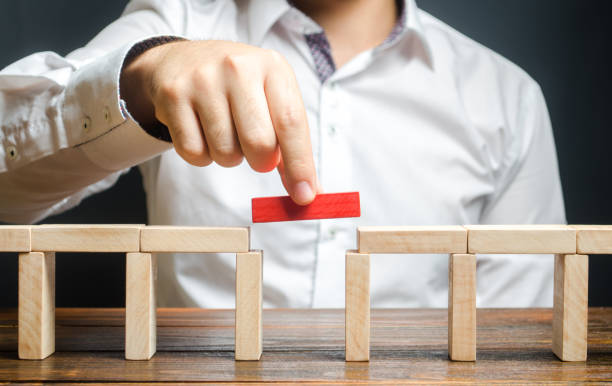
[82,116,92,132]
[327,83,339,106]
[6,145,18,160]
[328,125,337,136]
[103,106,111,123]
[329,228,337,239]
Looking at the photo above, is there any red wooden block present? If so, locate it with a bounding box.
[252,192,361,223]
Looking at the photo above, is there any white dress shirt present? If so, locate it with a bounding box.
[0,0,565,308]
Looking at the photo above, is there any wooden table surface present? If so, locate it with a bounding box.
[0,307,611,384]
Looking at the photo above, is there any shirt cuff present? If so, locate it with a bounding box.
[62,37,182,172]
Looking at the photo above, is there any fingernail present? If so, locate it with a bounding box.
[293,181,315,205]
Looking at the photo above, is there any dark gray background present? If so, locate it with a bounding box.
[1,1,610,307]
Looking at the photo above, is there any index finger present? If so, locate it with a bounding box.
[264,58,317,205]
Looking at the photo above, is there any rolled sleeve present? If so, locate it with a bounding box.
[0,0,189,223]
[63,40,173,171]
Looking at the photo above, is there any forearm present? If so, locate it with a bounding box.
[0,3,185,223]
[0,44,172,223]
[0,148,124,224]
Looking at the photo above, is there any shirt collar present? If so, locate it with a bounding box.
[246,0,292,46]
[246,0,432,65]
[378,0,434,68]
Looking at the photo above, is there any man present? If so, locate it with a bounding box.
[0,0,565,308]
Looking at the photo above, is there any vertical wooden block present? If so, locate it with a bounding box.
[553,254,588,361]
[125,252,157,360]
[235,251,263,360]
[18,252,55,359]
[448,253,476,361]
[345,250,370,361]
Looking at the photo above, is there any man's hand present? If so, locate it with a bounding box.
[120,40,318,205]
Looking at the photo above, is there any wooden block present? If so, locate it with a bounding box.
[572,225,612,254]
[345,250,370,361]
[18,252,55,359]
[125,252,156,360]
[358,226,467,254]
[31,225,141,252]
[235,250,263,360]
[251,192,360,223]
[0,226,31,252]
[466,225,575,254]
[448,253,476,361]
[140,226,249,253]
[553,254,588,361]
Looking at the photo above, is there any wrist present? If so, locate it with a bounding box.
[120,37,186,138]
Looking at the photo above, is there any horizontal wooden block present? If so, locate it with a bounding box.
[357,226,467,254]
[252,192,360,223]
[572,225,612,254]
[466,225,575,254]
[140,227,249,253]
[0,226,30,252]
[31,225,141,252]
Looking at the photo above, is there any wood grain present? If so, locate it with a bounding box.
[466,225,576,254]
[140,226,249,253]
[235,251,263,360]
[18,252,55,359]
[345,250,370,361]
[448,254,476,361]
[553,254,589,361]
[125,253,156,360]
[0,308,611,383]
[0,226,30,252]
[31,225,141,252]
[358,226,467,254]
[572,225,612,254]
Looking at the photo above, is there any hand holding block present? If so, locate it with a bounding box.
[252,192,360,223]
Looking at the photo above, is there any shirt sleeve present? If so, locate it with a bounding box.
[0,0,189,224]
[476,80,566,307]
[479,81,566,225]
